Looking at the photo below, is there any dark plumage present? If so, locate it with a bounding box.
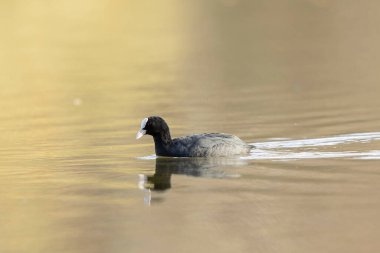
[136,116,253,157]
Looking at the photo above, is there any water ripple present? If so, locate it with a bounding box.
[253,132,380,149]
[247,132,380,160]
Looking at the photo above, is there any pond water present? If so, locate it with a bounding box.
[1,1,380,253]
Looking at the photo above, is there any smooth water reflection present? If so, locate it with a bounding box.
[139,157,244,191]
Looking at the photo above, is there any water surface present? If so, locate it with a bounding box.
[1,1,380,253]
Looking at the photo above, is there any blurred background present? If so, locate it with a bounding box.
[1,1,380,253]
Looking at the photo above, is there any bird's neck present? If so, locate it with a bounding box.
[153,131,172,156]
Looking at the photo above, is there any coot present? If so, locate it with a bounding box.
[136,116,253,157]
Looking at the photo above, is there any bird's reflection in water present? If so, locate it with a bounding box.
[138,157,247,205]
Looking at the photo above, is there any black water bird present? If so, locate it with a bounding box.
[136,116,253,157]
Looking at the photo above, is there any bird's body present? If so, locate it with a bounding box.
[157,133,252,157]
[136,116,253,157]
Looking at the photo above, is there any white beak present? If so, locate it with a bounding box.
[136,129,146,139]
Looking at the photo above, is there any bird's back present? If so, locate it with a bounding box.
[170,133,252,157]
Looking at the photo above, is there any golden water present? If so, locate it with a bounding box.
[1,1,380,252]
